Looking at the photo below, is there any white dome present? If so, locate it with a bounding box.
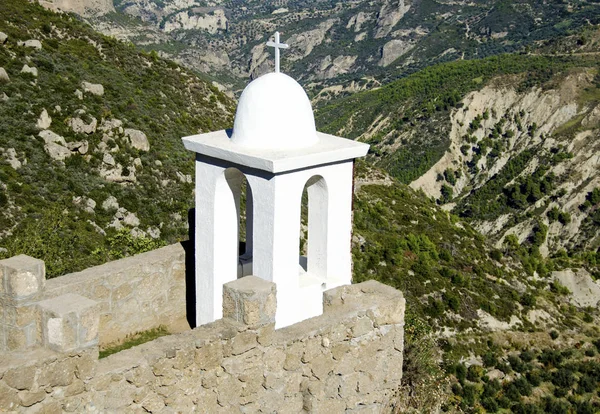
[230,72,319,150]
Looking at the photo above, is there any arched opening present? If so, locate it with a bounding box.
[299,175,329,289]
[214,168,254,283]
[238,178,254,278]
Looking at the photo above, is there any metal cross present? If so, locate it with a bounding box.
[266,31,289,73]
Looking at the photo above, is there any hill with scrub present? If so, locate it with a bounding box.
[0,1,599,412]
[317,46,600,262]
[0,0,234,276]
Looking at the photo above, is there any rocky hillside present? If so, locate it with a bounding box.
[0,0,234,276]
[352,163,600,412]
[317,50,600,259]
[429,69,600,257]
[85,0,600,90]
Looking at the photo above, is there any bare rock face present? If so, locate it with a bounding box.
[102,196,119,211]
[315,55,358,80]
[248,44,270,80]
[40,0,114,17]
[379,38,415,67]
[286,19,337,62]
[123,128,150,151]
[39,130,71,161]
[99,118,124,137]
[374,0,411,39]
[36,109,52,130]
[0,68,9,82]
[21,65,38,77]
[66,141,89,155]
[18,39,42,49]
[2,148,22,169]
[68,116,98,134]
[0,32,7,44]
[552,269,600,308]
[72,196,96,214]
[81,81,104,96]
[163,9,227,34]
[347,12,372,33]
[102,153,115,166]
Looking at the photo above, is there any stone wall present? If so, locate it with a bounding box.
[0,243,189,350]
[0,279,405,413]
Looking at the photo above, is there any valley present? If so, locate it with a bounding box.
[0,0,599,412]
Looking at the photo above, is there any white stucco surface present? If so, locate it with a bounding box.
[182,130,368,173]
[193,160,356,328]
[185,66,368,329]
[230,72,318,150]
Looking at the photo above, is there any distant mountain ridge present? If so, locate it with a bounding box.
[87,0,600,90]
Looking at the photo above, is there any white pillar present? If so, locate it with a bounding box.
[246,172,308,327]
[194,159,243,325]
[321,161,354,287]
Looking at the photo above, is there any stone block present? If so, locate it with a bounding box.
[4,364,36,390]
[5,324,32,351]
[223,276,276,327]
[0,255,45,302]
[38,293,99,352]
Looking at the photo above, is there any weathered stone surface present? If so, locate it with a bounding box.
[20,39,42,49]
[37,358,75,388]
[3,364,36,390]
[124,128,150,151]
[38,293,99,352]
[0,380,20,411]
[36,108,52,130]
[18,389,46,407]
[39,130,72,161]
[66,140,89,155]
[223,276,276,327]
[0,67,9,82]
[0,254,45,301]
[351,317,374,337]
[81,81,104,96]
[0,249,404,413]
[196,342,223,369]
[21,64,38,77]
[230,331,257,356]
[68,116,98,134]
[0,32,7,44]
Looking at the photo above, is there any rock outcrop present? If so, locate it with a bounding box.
[163,9,228,34]
[68,115,98,134]
[39,130,72,161]
[36,109,52,130]
[374,0,411,39]
[39,0,114,17]
[379,38,415,67]
[21,65,38,77]
[315,55,358,80]
[18,39,42,49]
[0,68,9,82]
[124,128,150,151]
[81,81,104,96]
[286,19,337,61]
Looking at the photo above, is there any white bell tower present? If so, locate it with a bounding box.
[182,32,369,328]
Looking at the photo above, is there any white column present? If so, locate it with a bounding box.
[246,172,304,327]
[322,161,354,287]
[195,160,242,325]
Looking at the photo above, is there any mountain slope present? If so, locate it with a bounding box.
[0,0,234,276]
[317,52,600,258]
[86,0,600,89]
